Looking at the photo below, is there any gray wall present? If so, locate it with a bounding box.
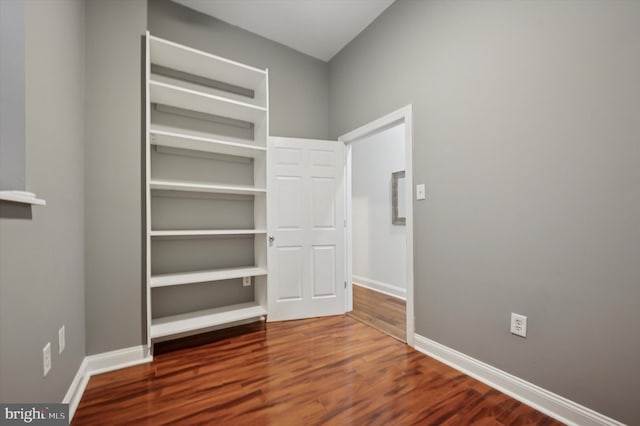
[148,0,329,139]
[329,0,640,423]
[0,0,25,191]
[0,0,85,402]
[84,0,147,355]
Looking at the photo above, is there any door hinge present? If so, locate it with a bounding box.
[344,281,347,289]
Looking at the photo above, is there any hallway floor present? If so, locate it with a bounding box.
[348,283,406,341]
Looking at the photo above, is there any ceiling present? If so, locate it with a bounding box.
[172,0,395,62]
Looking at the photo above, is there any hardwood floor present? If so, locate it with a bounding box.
[72,316,563,425]
[349,283,406,341]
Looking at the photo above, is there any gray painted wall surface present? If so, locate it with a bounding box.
[84,0,147,355]
[148,0,329,139]
[0,0,25,191]
[0,0,85,402]
[329,1,640,423]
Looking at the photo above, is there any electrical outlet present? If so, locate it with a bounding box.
[416,184,426,200]
[59,325,65,354]
[43,342,52,376]
[510,313,527,338]
[243,276,251,287]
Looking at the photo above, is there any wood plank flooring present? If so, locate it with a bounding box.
[349,283,406,341]
[72,316,563,425]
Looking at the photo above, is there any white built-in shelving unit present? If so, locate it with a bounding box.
[144,33,268,348]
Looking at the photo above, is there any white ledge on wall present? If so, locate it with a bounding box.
[0,190,46,206]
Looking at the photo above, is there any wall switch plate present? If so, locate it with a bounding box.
[510,313,527,338]
[59,325,65,354]
[43,342,52,376]
[243,276,251,287]
[416,184,426,200]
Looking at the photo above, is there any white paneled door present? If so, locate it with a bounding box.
[267,137,345,321]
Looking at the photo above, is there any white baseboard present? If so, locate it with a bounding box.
[63,345,152,421]
[62,358,89,421]
[352,275,406,300]
[414,334,626,426]
[85,345,152,376]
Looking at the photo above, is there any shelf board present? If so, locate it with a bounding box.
[150,80,266,124]
[150,229,266,237]
[149,35,266,92]
[151,73,264,109]
[149,179,266,195]
[150,123,261,147]
[151,266,267,288]
[150,302,267,339]
[150,128,266,158]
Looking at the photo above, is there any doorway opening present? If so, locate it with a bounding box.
[339,106,414,346]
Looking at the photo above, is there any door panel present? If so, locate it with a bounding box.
[311,178,335,228]
[276,177,302,229]
[268,137,345,321]
[312,245,336,297]
[277,246,303,300]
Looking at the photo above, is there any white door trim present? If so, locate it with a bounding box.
[338,105,415,347]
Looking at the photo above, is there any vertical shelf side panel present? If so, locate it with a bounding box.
[253,73,269,115]
[254,275,268,310]
[255,70,269,313]
[144,31,153,352]
[254,114,268,149]
[253,150,267,190]
[253,193,266,231]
